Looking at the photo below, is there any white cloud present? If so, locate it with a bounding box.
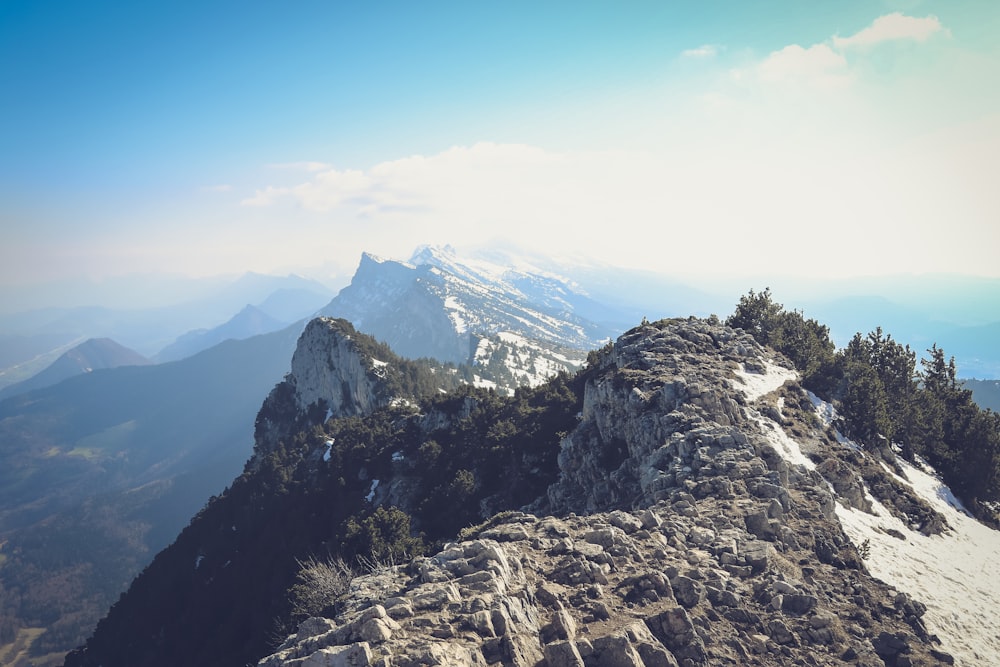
[754,43,851,89]
[833,13,947,50]
[682,44,718,58]
[232,130,1000,280]
[241,185,288,207]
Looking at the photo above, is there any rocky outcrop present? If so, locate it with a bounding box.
[260,318,953,666]
[250,317,413,470]
[262,507,944,666]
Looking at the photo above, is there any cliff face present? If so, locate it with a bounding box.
[258,318,953,666]
[250,317,428,472]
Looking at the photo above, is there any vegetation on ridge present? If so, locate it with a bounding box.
[728,288,1000,522]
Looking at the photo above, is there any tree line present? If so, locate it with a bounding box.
[726,288,1000,522]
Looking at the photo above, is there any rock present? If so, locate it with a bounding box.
[301,643,373,667]
[670,575,705,608]
[545,641,586,667]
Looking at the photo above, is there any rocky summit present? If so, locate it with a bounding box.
[257,317,953,667]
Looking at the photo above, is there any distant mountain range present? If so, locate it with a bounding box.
[0,273,334,389]
[966,378,1000,413]
[0,324,304,663]
[0,338,151,400]
[155,305,287,363]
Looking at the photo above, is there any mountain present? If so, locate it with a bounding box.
[319,247,627,387]
[65,316,998,667]
[0,324,304,664]
[0,338,151,400]
[255,287,331,323]
[0,272,336,359]
[155,305,287,362]
[0,252,633,665]
[965,378,1000,413]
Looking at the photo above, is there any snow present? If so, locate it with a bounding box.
[732,360,797,401]
[497,331,527,345]
[444,295,468,333]
[323,439,334,462]
[365,479,380,502]
[807,391,858,449]
[803,390,1000,662]
[755,413,816,471]
[835,452,1000,664]
[473,375,497,390]
[734,361,815,471]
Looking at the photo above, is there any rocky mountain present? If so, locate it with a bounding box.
[0,337,151,400]
[65,316,997,667]
[319,247,622,384]
[1,252,625,665]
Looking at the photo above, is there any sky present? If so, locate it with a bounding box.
[2,0,999,297]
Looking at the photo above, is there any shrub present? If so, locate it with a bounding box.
[288,555,354,620]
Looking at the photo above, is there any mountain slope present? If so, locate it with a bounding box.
[0,324,304,663]
[0,338,151,400]
[964,378,1000,413]
[321,248,616,369]
[155,304,286,362]
[66,317,985,667]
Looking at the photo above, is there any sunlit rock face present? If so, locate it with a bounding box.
[250,318,394,470]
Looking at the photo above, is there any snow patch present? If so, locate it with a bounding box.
[808,391,860,450]
[752,414,816,471]
[732,361,797,401]
[365,479,380,503]
[836,458,1000,664]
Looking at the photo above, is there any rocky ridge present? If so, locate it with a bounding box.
[260,318,954,666]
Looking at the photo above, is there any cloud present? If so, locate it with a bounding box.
[234,139,981,279]
[741,13,949,91]
[833,13,947,50]
[682,44,718,58]
[753,43,851,89]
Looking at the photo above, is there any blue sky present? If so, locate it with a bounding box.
[2,0,998,293]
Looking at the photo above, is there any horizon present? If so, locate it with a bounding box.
[2,1,999,296]
[3,243,1000,316]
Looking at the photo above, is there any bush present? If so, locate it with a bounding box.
[288,556,354,620]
